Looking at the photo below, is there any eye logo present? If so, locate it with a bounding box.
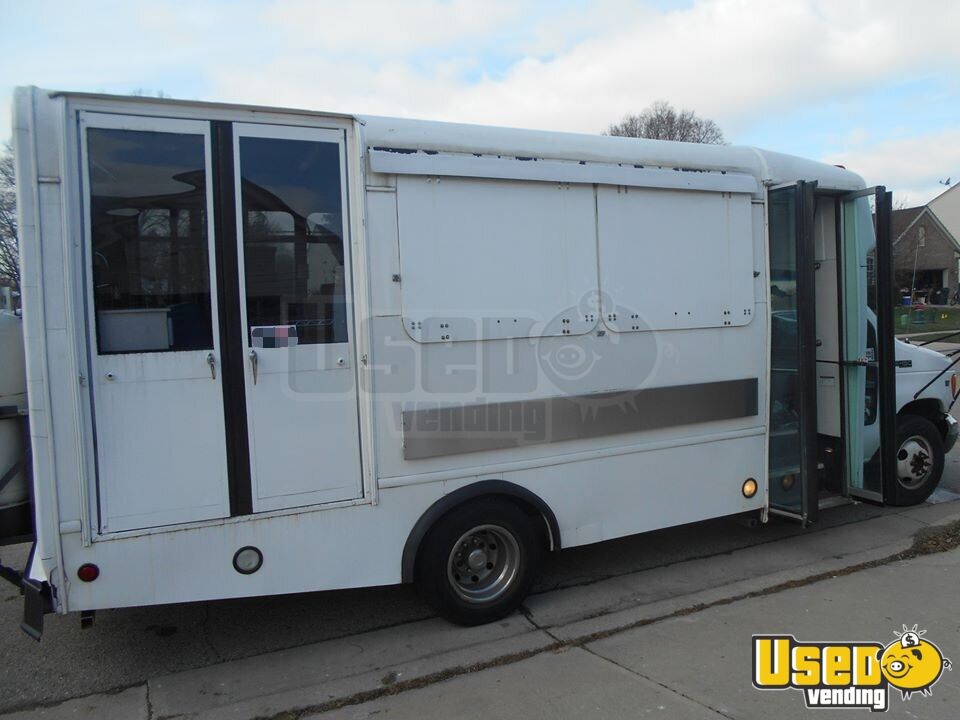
[880,625,952,699]
[753,625,952,712]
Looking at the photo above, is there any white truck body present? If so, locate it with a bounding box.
[3,87,955,634]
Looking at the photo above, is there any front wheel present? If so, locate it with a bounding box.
[416,498,542,626]
[887,414,945,506]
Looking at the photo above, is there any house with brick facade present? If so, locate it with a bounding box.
[892,190,960,304]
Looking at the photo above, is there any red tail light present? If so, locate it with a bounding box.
[77,564,100,582]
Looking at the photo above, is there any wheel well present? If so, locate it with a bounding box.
[897,398,947,438]
[898,398,948,437]
[402,481,560,584]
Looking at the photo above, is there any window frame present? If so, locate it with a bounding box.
[80,112,221,356]
[231,122,354,355]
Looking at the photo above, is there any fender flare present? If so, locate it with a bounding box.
[400,480,561,583]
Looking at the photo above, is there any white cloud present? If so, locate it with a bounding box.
[435,0,960,133]
[203,0,960,209]
[826,128,960,207]
[207,0,960,140]
[2,0,959,198]
[261,0,521,56]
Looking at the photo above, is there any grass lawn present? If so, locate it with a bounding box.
[895,306,960,339]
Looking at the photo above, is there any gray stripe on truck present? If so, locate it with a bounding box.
[401,377,759,460]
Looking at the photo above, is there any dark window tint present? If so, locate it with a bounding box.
[239,136,347,346]
[88,128,213,353]
[767,187,802,513]
[865,321,878,426]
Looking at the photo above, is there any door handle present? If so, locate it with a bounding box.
[840,357,877,367]
[249,349,258,385]
[206,352,216,380]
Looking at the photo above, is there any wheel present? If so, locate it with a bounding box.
[416,498,542,626]
[887,414,945,506]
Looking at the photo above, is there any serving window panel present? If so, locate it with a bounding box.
[396,176,598,343]
[597,187,754,332]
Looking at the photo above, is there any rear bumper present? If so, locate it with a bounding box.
[944,413,958,453]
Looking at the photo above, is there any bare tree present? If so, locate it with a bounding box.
[130,88,171,99]
[0,89,172,303]
[606,101,725,144]
[0,142,18,295]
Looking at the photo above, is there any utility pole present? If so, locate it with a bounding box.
[911,239,920,304]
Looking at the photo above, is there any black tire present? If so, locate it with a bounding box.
[416,497,542,626]
[887,414,945,506]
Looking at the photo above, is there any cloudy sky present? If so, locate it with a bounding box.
[2,0,958,205]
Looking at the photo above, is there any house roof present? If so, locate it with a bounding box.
[893,204,960,252]
[930,180,959,205]
[929,182,960,245]
[892,207,925,239]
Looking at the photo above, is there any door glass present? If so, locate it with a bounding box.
[768,187,804,513]
[865,321,878,426]
[238,137,347,347]
[841,194,883,497]
[87,128,213,353]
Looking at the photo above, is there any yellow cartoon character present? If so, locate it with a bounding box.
[880,625,952,699]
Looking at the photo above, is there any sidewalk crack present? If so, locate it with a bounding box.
[145,681,154,720]
[518,603,561,642]
[580,645,735,719]
[198,602,224,663]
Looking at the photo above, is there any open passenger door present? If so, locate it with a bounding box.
[838,187,896,504]
[767,182,819,523]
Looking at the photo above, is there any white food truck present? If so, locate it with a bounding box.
[2,87,957,638]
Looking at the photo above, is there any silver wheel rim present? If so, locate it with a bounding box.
[446,524,520,604]
[897,435,933,490]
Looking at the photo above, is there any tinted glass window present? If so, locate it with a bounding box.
[768,187,802,513]
[239,136,347,346]
[865,321,878,425]
[88,128,213,353]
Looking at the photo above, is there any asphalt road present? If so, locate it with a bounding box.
[2,454,960,714]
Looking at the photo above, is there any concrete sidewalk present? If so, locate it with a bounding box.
[322,546,960,720]
[5,504,960,720]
